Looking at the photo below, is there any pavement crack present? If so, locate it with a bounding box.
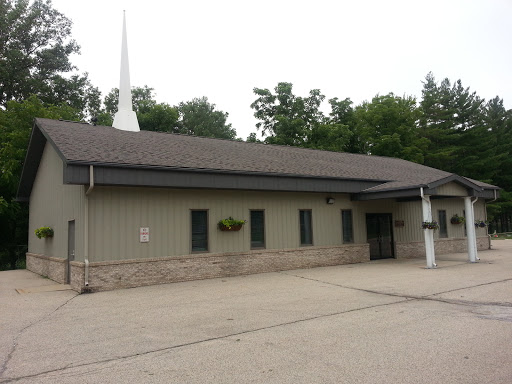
[0,292,79,379]
[278,271,420,301]
[0,298,407,383]
[278,272,512,308]
[426,278,512,298]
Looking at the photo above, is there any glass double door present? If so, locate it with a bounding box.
[366,213,394,260]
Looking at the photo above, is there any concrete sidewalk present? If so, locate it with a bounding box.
[1,241,511,383]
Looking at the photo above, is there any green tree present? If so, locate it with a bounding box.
[354,93,427,162]
[0,96,80,269]
[483,97,512,191]
[0,0,100,117]
[176,97,236,139]
[419,73,462,171]
[246,132,263,143]
[251,82,325,146]
[326,97,365,153]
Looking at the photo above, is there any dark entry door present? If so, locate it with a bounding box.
[366,214,394,260]
[67,220,75,284]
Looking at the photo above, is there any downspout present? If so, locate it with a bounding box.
[487,190,498,249]
[420,188,437,268]
[84,165,94,288]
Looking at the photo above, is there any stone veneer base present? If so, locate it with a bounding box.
[27,243,370,292]
[26,253,66,284]
[395,236,490,259]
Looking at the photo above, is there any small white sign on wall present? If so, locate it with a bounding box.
[140,227,149,243]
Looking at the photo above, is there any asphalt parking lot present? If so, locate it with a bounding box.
[1,241,511,383]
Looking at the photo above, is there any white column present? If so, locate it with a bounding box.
[464,197,478,262]
[421,194,436,268]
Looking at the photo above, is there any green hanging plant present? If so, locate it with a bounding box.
[422,221,439,230]
[450,214,465,225]
[35,227,54,239]
[218,217,246,231]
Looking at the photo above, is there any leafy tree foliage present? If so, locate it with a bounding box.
[0,96,80,269]
[354,93,428,162]
[176,97,236,139]
[251,83,325,147]
[0,0,100,117]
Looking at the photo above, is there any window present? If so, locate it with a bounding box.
[191,210,208,252]
[438,210,448,238]
[463,209,467,237]
[250,210,265,249]
[299,210,313,246]
[342,210,354,243]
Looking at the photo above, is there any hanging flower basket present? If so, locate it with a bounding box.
[219,224,243,232]
[450,214,465,225]
[422,221,439,230]
[218,217,246,232]
[35,226,54,239]
[474,220,487,228]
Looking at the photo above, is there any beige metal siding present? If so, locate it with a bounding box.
[86,186,489,262]
[353,197,485,243]
[28,143,85,260]
[88,188,358,262]
[436,182,469,196]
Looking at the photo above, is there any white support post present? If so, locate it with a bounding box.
[421,189,436,269]
[464,197,478,263]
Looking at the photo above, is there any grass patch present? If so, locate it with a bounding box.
[490,233,512,240]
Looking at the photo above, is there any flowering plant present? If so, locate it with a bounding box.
[474,220,487,228]
[450,214,465,225]
[422,221,439,230]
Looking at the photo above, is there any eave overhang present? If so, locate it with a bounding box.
[352,183,500,201]
[62,162,383,194]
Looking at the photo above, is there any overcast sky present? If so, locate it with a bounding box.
[51,0,512,139]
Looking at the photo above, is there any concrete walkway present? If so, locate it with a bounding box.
[1,241,511,383]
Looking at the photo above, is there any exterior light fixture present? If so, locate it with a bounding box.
[326,197,335,205]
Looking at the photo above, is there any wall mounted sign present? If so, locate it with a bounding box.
[395,220,405,228]
[140,227,149,242]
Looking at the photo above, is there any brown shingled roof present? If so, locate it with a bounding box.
[25,117,497,200]
[37,118,460,187]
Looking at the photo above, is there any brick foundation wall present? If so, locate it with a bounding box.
[68,244,370,292]
[396,236,490,259]
[26,253,66,284]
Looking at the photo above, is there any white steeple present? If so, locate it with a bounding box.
[113,11,140,132]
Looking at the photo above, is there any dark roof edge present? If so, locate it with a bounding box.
[34,118,70,163]
[354,186,499,201]
[65,159,391,184]
[426,174,485,191]
[63,164,383,194]
[16,119,70,201]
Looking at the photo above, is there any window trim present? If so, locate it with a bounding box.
[190,209,209,253]
[250,209,266,249]
[341,209,354,244]
[299,209,313,246]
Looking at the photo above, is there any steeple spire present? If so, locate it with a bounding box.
[113,11,140,132]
